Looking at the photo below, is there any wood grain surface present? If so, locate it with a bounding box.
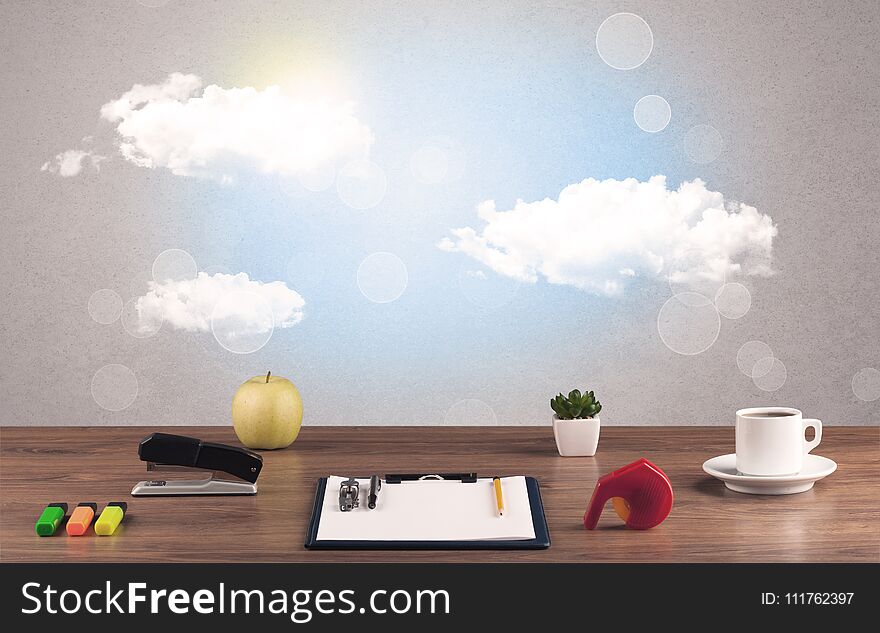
[1,426,877,562]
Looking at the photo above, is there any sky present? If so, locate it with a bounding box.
[2,0,879,426]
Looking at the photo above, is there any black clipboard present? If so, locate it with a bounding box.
[304,475,551,550]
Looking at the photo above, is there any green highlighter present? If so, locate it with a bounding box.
[35,503,68,536]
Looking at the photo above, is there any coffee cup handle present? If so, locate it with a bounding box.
[803,418,822,454]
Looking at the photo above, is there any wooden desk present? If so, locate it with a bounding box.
[1,426,877,562]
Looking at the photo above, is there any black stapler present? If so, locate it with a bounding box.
[131,432,263,496]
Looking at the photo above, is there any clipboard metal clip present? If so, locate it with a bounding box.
[338,478,360,512]
[385,472,478,484]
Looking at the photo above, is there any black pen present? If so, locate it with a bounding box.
[368,475,381,509]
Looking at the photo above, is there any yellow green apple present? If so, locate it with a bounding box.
[232,372,303,449]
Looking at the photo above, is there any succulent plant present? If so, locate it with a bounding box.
[550,389,602,420]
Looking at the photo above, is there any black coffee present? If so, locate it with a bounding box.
[746,411,796,418]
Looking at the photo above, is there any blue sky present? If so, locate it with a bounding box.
[7,1,877,426]
[36,4,791,423]
[115,12,731,420]
[186,23,703,369]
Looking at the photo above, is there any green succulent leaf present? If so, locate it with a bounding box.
[550,388,602,419]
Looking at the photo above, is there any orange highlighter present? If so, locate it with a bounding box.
[66,502,97,536]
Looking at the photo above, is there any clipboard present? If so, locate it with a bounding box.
[304,474,550,550]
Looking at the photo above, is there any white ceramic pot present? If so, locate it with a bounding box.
[552,415,600,457]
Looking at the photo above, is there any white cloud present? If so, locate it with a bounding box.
[41,149,104,177]
[439,176,777,296]
[98,72,374,182]
[134,272,304,336]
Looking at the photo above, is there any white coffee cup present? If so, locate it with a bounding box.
[735,407,822,476]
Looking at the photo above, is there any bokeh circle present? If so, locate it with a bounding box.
[752,357,787,391]
[684,124,724,164]
[337,160,387,210]
[210,290,275,354]
[91,364,139,411]
[121,297,163,338]
[633,95,671,132]
[357,252,408,303]
[851,367,880,402]
[714,282,752,319]
[152,248,197,284]
[657,292,721,355]
[596,13,654,70]
[736,341,775,377]
[88,289,123,324]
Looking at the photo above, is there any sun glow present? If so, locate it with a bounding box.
[228,37,353,102]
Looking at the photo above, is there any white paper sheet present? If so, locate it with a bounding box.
[315,476,537,542]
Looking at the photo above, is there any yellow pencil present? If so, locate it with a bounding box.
[493,476,505,516]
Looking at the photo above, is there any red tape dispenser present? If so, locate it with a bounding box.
[584,458,673,530]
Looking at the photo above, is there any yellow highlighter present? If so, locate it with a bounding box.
[493,476,505,516]
[94,502,127,536]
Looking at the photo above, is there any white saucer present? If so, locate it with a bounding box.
[702,454,837,495]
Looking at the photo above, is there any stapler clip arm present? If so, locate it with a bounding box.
[131,432,263,496]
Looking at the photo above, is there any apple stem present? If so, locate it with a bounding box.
[266,371,271,383]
